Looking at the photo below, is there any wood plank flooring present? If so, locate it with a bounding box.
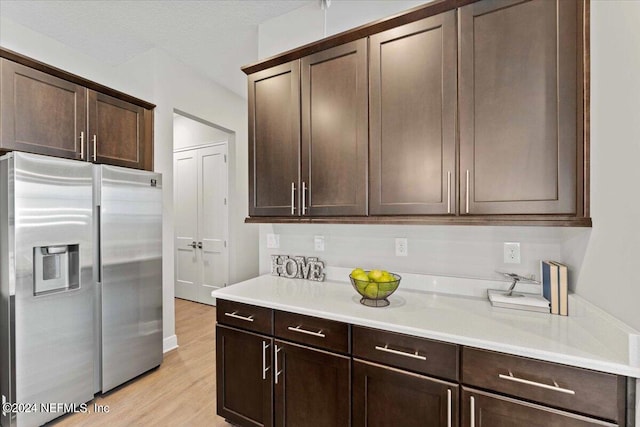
[51,298,232,426]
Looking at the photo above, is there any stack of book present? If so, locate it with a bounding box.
[541,261,569,316]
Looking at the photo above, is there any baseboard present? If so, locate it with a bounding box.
[163,334,178,353]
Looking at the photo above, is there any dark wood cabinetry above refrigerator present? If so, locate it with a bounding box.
[0,48,154,171]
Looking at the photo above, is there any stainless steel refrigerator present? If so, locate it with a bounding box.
[0,152,94,427]
[93,164,162,393]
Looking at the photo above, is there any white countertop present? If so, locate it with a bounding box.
[212,274,640,378]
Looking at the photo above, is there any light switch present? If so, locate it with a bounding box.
[314,235,325,251]
[266,233,280,249]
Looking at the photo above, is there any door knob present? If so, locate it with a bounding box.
[188,241,197,248]
[197,242,203,249]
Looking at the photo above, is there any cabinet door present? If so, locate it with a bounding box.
[216,325,273,427]
[88,90,152,170]
[0,59,86,160]
[249,61,300,216]
[461,388,617,427]
[369,11,457,215]
[274,340,350,427]
[353,360,458,427]
[301,39,368,216]
[459,0,579,215]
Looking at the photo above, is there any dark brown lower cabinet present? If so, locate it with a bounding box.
[216,325,273,427]
[274,340,350,427]
[353,359,458,427]
[461,388,617,427]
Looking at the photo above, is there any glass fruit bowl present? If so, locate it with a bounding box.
[349,270,401,307]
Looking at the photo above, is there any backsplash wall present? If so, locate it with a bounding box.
[259,224,587,284]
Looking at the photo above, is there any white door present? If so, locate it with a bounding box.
[174,150,199,302]
[173,143,229,305]
[198,145,228,301]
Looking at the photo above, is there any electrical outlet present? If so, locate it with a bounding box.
[503,242,521,264]
[395,238,408,257]
[314,235,325,251]
[266,233,280,249]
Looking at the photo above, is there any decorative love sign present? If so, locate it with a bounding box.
[271,255,325,282]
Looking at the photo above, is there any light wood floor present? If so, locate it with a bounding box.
[52,298,232,426]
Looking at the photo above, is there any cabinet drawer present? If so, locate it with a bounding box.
[274,311,349,354]
[216,299,273,335]
[462,347,625,423]
[352,326,458,381]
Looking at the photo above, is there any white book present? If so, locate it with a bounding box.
[488,289,551,313]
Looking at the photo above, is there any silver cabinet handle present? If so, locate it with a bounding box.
[188,241,197,249]
[374,344,426,361]
[262,341,270,380]
[447,389,452,427]
[290,182,296,215]
[447,171,451,213]
[80,131,85,160]
[498,371,576,395]
[470,396,475,427]
[197,242,203,249]
[302,181,307,215]
[287,325,325,338]
[224,311,254,322]
[92,135,97,162]
[274,345,283,384]
[465,169,470,214]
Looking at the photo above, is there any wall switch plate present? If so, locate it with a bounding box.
[314,235,325,251]
[266,233,280,249]
[395,238,408,257]
[503,242,521,264]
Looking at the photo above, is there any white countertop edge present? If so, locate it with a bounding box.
[212,291,640,378]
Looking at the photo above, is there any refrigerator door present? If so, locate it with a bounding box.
[1,153,94,427]
[98,165,162,392]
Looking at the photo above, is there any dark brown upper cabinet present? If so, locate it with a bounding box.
[0,49,155,171]
[459,0,581,215]
[248,61,301,217]
[369,10,457,216]
[301,39,368,216]
[88,90,152,170]
[243,0,590,226]
[0,59,86,161]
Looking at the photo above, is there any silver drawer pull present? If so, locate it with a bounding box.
[275,345,283,384]
[287,325,325,338]
[262,341,270,380]
[375,344,426,361]
[498,371,576,395]
[224,311,255,322]
[447,389,452,427]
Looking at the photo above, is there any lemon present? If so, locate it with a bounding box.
[364,283,380,299]
[368,269,383,282]
[351,267,365,277]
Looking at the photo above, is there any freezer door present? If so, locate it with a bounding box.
[5,153,94,427]
[99,165,162,392]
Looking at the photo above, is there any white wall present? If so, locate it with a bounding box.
[0,17,259,350]
[257,1,640,332]
[563,0,640,331]
[173,114,230,151]
[258,0,429,58]
[259,224,573,281]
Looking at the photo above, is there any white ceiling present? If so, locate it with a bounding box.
[0,0,313,98]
